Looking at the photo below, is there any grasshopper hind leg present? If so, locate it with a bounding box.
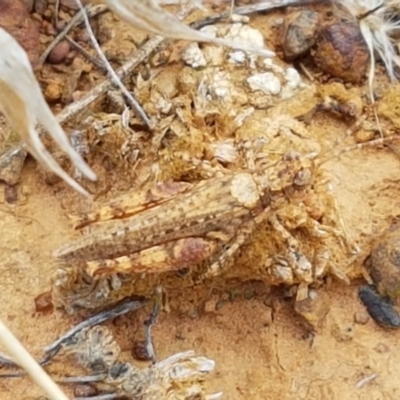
[86,237,219,278]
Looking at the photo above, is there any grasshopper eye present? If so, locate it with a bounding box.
[293,168,312,189]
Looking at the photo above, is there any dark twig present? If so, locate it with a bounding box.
[65,36,105,69]
[57,373,107,383]
[0,296,147,376]
[42,297,148,363]
[144,289,162,364]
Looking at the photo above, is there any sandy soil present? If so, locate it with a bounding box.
[1,2,400,400]
[1,149,400,400]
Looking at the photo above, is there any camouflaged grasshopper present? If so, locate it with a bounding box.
[53,147,350,312]
[55,151,312,277]
[54,150,316,282]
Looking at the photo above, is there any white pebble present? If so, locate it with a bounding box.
[285,67,302,90]
[247,72,281,95]
[182,43,207,68]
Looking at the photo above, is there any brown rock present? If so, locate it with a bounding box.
[73,384,98,397]
[0,0,40,68]
[44,82,62,102]
[34,291,54,314]
[313,22,369,84]
[364,223,400,300]
[4,185,18,204]
[0,146,28,186]
[282,9,319,60]
[34,0,48,15]
[354,310,370,325]
[47,41,70,64]
[131,340,152,361]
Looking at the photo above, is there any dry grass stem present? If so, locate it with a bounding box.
[0,28,97,196]
[335,0,400,102]
[0,318,68,400]
[75,0,151,126]
[105,0,275,56]
[40,4,108,65]
[0,2,197,193]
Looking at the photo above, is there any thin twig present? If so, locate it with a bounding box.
[190,0,327,30]
[0,318,68,399]
[57,373,107,383]
[0,297,147,377]
[0,2,196,174]
[54,0,60,28]
[0,351,20,368]
[356,373,378,388]
[144,293,161,364]
[74,0,151,127]
[40,4,108,65]
[65,36,105,69]
[74,394,117,400]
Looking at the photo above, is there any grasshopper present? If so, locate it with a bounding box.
[52,146,350,312]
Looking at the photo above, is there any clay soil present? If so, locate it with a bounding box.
[1,3,400,400]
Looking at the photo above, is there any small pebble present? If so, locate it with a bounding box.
[47,41,70,64]
[44,82,62,102]
[314,22,369,84]
[131,340,152,361]
[34,291,54,314]
[4,185,18,204]
[73,384,98,397]
[58,9,71,22]
[215,300,226,310]
[294,289,330,331]
[353,310,370,325]
[204,297,218,313]
[247,72,281,95]
[34,0,48,15]
[331,322,354,342]
[43,9,53,20]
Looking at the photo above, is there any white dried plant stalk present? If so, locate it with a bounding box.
[0,318,68,400]
[0,28,97,196]
[105,0,275,57]
[335,0,400,102]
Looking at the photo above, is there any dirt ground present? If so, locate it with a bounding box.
[1,1,400,400]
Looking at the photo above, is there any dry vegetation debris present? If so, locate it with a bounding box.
[1,0,400,399]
